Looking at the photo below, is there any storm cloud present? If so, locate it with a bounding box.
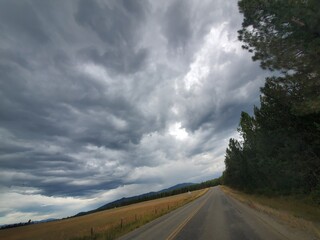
[0,0,267,224]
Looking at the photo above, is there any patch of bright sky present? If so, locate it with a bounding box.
[78,62,112,85]
[169,122,188,140]
[184,23,239,91]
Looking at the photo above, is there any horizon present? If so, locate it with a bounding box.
[2,179,216,226]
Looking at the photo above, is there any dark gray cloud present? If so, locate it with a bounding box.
[162,0,192,51]
[75,0,146,45]
[0,0,267,224]
[0,1,50,45]
[75,0,149,74]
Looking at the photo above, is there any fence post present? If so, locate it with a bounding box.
[90,227,94,239]
[121,218,123,228]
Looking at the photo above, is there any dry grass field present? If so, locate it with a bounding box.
[221,186,320,238]
[0,189,208,240]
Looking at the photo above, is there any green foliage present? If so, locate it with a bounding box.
[223,0,320,202]
[238,0,320,115]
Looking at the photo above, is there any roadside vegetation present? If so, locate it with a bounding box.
[0,189,208,240]
[222,0,320,203]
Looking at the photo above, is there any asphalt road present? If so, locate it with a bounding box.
[118,187,306,240]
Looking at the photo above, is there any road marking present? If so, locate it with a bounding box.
[166,193,210,240]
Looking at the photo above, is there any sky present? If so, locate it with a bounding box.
[0,0,268,225]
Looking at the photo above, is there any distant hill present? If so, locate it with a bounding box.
[74,178,221,217]
[158,183,195,193]
[34,218,58,223]
[75,182,195,217]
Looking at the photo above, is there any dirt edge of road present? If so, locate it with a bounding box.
[221,186,320,240]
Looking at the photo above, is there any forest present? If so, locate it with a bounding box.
[222,0,320,201]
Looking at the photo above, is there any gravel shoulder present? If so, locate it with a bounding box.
[221,186,320,240]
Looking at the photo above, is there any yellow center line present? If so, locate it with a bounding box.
[166,194,210,240]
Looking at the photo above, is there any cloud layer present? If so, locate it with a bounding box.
[0,0,266,224]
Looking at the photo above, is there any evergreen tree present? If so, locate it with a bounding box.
[238,0,320,115]
[223,0,320,200]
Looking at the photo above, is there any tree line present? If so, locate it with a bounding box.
[222,0,320,201]
[0,220,33,230]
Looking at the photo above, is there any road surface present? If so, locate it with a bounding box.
[118,187,311,240]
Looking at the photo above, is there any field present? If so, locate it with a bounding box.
[0,189,208,240]
[221,186,320,238]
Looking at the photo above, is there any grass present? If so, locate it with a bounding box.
[221,186,320,238]
[0,189,208,240]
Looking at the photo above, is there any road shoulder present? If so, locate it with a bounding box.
[221,186,320,240]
